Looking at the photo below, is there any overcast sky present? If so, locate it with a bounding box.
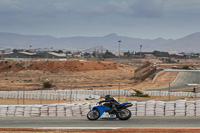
[0,0,200,39]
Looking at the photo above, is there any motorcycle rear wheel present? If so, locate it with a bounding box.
[87,110,100,120]
[116,109,131,120]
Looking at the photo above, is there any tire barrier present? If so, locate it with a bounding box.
[0,90,101,101]
[0,90,132,100]
[0,103,92,117]
[1,100,200,117]
[130,100,200,117]
[0,90,199,100]
[142,91,200,97]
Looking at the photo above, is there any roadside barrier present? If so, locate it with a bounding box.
[0,90,199,101]
[1,100,200,117]
[0,90,132,101]
[0,90,101,101]
[142,91,200,97]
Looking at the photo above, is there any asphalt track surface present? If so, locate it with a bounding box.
[151,72,200,90]
[1,116,200,127]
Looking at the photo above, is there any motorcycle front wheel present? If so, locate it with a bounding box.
[116,109,132,120]
[87,110,100,120]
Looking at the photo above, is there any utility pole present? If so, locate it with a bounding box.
[29,45,32,52]
[118,40,121,64]
[140,45,142,65]
[1,50,5,60]
[29,45,32,61]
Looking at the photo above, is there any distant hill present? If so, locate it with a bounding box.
[0,32,200,52]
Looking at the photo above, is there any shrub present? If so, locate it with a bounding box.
[182,66,190,70]
[43,81,53,88]
[140,94,150,97]
[131,89,150,97]
[8,65,12,69]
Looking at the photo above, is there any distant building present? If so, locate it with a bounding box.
[112,50,124,56]
[3,51,35,58]
[72,52,83,58]
[145,54,156,59]
[3,51,67,59]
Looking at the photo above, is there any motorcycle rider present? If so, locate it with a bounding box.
[98,95,119,113]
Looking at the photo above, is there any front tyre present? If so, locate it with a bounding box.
[87,110,100,120]
[116,109,131,120]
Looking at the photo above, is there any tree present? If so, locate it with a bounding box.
[124,51,131,57]
[102,50,115,58]
[12,49,18,53]
[92,51,97,57]
[152,50,169,57]
[66,51,72,54]
[25,50,30,52]
[84,52,91,57]
[57,50,63,53]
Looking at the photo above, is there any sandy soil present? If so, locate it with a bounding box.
[0,68,177,91]
[131,72,178,90]
[0,60,181,91]
[0,61,137,91]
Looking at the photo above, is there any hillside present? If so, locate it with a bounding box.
[1,32,200,52]
[0,61,118,72]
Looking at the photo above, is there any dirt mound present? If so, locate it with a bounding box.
[0,61,119,72]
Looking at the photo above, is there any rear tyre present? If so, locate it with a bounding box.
[87,110,100,120]
[116,109,131,120]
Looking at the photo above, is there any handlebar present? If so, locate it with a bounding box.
[96,102,101,105]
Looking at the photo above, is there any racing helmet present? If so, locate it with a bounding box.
[105,95,111,100]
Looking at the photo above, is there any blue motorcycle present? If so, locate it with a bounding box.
[87,102,133,120]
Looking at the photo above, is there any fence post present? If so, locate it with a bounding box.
[23,85,25,105]
[57,91,60,103]
[70,84,72,104]
[94,90,95,99]
[160,90,161,98]
[17,89,19,104]
[40,90,42,104]
[76,91,78,101]
[118,82,120,102]
[168,82,171,101]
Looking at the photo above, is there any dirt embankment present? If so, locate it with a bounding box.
[133,71,178,90]
[0,61,119,72]
[0,61,134,91]
[0,60,180,91]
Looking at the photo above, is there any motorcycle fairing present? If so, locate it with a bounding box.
[92,105,110,117]
[118,102,133,108]
[119,102,132,106]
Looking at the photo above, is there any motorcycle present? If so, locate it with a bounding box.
[87,102,133,120]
